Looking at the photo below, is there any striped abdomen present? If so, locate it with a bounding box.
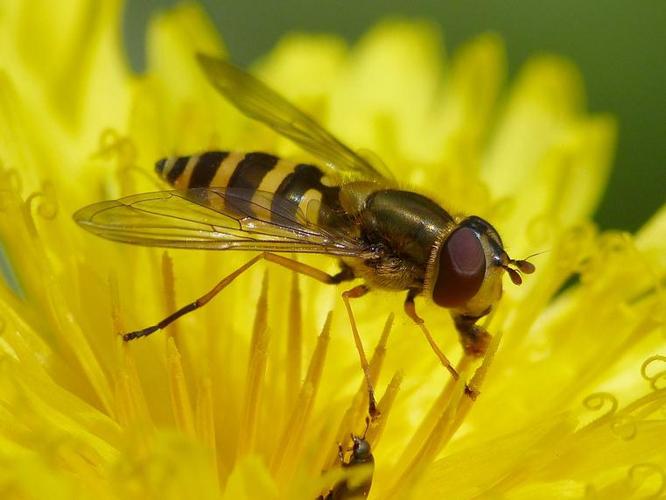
[156,151,343,224]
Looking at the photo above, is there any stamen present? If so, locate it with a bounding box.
[95,128,137,165]
[627,463,665,498]
[386,379,467,497]
[271,313,332,478]
[23,186,58,235]
[368,313,394,382]
[5,168,23,195]
[286,271,303,407]
[583,392,618,419]
[239,271,271,456]
[167,338,196,437]
[365,371,403,446]
[195,378,220,490]
[161,251,179,342]
[610,414,638,440]
[640,355,666,391]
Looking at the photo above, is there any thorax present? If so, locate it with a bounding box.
[341,185,456,290]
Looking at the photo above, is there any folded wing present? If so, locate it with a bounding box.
[73,187,364,256]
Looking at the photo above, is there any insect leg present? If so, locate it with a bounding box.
[262,253,354,285]
[123,252,354,341]
[452,313,492,358]
[404,290,460,380]
[123,253,265,341]
[341,284,380,419]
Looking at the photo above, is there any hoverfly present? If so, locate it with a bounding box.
[318,418,374,500]
[74,54,534,413]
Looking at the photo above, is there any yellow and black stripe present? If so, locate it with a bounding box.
[155,151,343,225]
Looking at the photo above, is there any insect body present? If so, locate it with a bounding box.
[74,55,534,402]
[318,421,374,500]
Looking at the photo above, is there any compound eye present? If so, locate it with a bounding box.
[433,227,486,307]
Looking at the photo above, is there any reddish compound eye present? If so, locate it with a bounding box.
[432,227,486,308]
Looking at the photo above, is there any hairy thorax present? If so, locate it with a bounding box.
[340,187,456,292]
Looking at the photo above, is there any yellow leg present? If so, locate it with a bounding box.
[404,291,459,380]
[123,252,352,341]
[342,284,379,419]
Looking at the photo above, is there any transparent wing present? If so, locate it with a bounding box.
[197,53,394,182]
[73,188,365,256]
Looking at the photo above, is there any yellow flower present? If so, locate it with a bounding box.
[1,2,665,499]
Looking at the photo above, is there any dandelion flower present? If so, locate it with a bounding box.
[1,2,665,499]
